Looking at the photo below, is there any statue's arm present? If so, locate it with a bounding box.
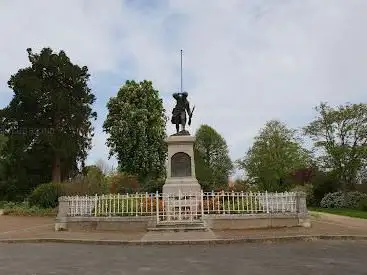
[185,101,191,115]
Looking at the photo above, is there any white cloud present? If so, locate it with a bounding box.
[1,0,366,169]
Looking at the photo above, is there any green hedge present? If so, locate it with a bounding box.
[1,201,57,216]
[320,191,367,210]
[28,182,62,208]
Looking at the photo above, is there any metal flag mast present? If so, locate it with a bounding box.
[180,49,183,93]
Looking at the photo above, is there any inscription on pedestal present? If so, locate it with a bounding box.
[171,152,191,177]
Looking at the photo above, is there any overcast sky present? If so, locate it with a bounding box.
[1,0,366,171]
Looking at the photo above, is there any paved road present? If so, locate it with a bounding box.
[0,241,366,275]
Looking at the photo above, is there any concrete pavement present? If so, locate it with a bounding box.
[0,241,366,274]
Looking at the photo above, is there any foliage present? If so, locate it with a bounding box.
[107,173,141,194]
[93,196,164,216]
[238,120,311,192]
[227,179,250,192]
[0,47,96,201]
[201,193,261,214]
[82,165,103,177]
[94,158,114,175]
[287,167,315,186]
[304,102,367,190]
[0,135,9,200]
[28,182,62,208]
[15,170,106,208]
[2,201,56,216]
[308,170,339,206]
[0,200,7,208]
[358,198,367,211]
[143,178,165,193]
[345,191,367,209]
[320,191,367,209]
[194,125,233,191]
[202,197,223,213]
[356,184,367,194]
[61,173,107,196]
[140,197,164,213]
[310,207,367,219]
[103,80,167,184]
[290,184,314,206]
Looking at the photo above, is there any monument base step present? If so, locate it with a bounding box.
[148,221,208,232]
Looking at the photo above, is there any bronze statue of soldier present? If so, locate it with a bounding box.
[171,92,194,135]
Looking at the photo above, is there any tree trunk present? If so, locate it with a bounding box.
[52,155,61,183]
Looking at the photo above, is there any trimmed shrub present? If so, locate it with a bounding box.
[2,201,57,216]
[28,182,62,208]
[320,192,346,208]
[345,191,367,209]
[320,191,367,209]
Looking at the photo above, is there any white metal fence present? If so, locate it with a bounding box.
[59,191,299,218]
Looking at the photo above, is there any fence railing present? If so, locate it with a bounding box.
[59,191,301,218]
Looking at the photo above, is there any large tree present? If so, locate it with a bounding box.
[0,134,7,179]
[304,102,367,190]
[194,124,233,191]
[1,47,97,185]
[238,120,311,192]
[103,80,167,185]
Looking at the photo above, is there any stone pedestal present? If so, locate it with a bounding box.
[163,134,201,195]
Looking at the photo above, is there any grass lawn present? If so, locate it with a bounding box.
[310,207,367,219]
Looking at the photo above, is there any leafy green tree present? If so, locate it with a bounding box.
[194,125,233,191]
[238,120,311,192]
[304,102,367,190]
[0,47,97,187]
[357,166,367,185]
[82,165,104,179]
[0,134,7,182]
[103,80,167,186]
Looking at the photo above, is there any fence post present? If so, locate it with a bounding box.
[201,190,204,217]
[265,191,269,214]
[55,196,70,231]
[109,194,112,217]
[94,194,98,217]
[75,195,79,216]
[178,190,182,221]
[296,191,311,228]
[296,191,307,215]
[156,191,159,224]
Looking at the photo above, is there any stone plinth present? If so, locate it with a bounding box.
[163,134,201,195]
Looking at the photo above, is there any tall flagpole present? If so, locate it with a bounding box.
[180,49,183,93]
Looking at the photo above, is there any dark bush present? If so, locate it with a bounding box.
[310,172,339,206]
[61,173,107,196]
[143,178,164,193]
[358,198,367,211]
[107,173,141,194]
[356,184,367,194]
[28,182,62,208]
